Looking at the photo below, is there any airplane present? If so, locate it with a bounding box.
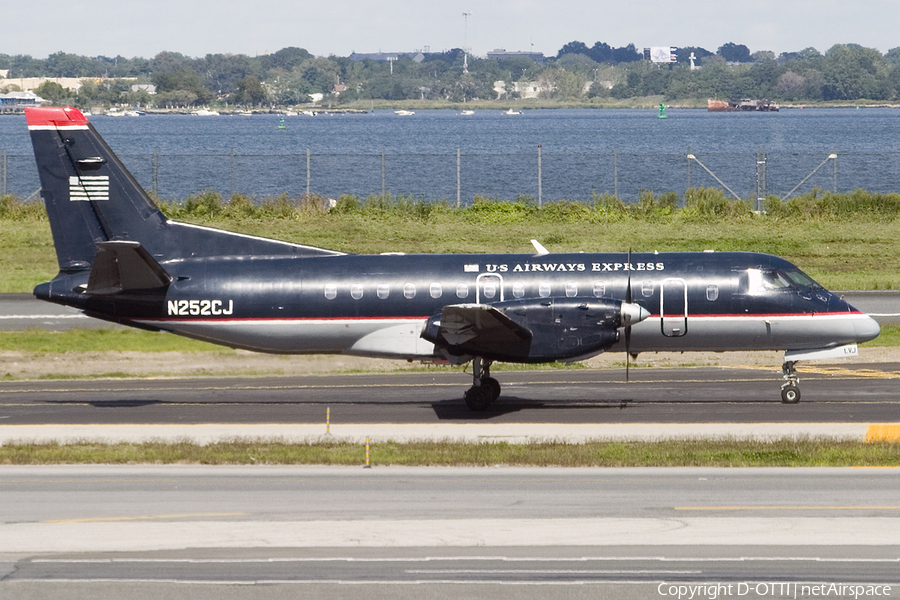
[24,106,880,410]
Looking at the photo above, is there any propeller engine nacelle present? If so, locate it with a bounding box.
[422,297,650,363]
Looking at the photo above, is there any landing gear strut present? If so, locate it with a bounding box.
[464,357,501,411]
[780,360,801,404]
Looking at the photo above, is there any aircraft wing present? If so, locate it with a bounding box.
[430,304,532,359]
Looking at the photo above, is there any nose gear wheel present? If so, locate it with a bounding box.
[780,361,801,404]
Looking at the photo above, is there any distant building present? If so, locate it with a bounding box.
[0,91,47,113]
[486,49,545,64]
[0,77,89,92]
[131,84,156,94]
[493,80,551,99]
[0,77,140,94]
[348,52,425,63]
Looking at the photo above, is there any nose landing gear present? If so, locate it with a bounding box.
[464,357,501,411]
[781,360,801,404]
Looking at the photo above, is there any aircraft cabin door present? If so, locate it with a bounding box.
[476,273,504,304]
[660,278,688,337]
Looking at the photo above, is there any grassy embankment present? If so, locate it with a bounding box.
[1,438,900,466]
[2,187,900,357]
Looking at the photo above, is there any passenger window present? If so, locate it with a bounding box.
[565,281,577,297]
[539,282,551,298]
[483,282,497,299]
[456,283,468,298]
[512,282,525,298]
[324,284,337,300]
[404,283,416,299]
[641,281,654,298]
[377,283,390,299]
[707,285,719,301]
[350,284,363,300]
[430,283,442,298]
[593,281,605,297]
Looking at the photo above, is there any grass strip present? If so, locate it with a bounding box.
[2,438,899,467]
[0,328,231,353]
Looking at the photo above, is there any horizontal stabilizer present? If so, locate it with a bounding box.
[87,241,172,295]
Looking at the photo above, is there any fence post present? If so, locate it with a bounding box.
[614,148,618,199]
[306,148,311,198]
[686,146,691,192]
[833,149,837,193]
[0,149,6,197]
[457,148,461,208]
[537,145,542,207]
[152,148,159,199]
[781,152,838,202]
[230,148,235,198]
[756,147,766,212]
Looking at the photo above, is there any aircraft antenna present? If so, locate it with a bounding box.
[625,248,633,383]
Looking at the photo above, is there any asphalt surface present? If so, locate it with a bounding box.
[2,467,900,599]
[0,365,898,425]
[0,293,109,330]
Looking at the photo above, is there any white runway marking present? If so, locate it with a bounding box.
[0,314,87,319]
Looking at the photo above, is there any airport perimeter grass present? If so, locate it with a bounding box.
[2,438,900,466]
[5,188,900,292]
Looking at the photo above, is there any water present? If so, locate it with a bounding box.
[2,108,900,202]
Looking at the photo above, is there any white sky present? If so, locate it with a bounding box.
[3,0,899,60]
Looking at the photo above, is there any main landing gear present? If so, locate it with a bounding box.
[781,360,801,404]
[464,356,501,411]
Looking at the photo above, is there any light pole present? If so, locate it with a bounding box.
[462,11,472,73]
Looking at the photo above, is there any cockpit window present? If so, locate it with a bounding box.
[783,270,824,290]
[745,268,823,294]
[762,271,791,289]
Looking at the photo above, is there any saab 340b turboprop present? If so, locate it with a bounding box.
[25,106,880,410]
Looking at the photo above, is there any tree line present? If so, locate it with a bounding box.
[3,41,900,107]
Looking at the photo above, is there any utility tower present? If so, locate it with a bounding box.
[462,11,472,73]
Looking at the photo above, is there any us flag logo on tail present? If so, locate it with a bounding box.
[69,176,109,201]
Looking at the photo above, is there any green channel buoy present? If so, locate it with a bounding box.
[658,103,667,119]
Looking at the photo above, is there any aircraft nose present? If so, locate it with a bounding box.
[621,302,651,327]
[853,314,881,343]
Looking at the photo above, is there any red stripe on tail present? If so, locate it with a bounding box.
[25,106,89,128]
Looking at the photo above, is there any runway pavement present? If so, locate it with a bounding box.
[0,293,111,330]
[2,466,900,599]
[0,363,899,444]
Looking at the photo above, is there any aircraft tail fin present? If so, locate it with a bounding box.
[26,106,342,275]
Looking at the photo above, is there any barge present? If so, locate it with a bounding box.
[708,98,779,112]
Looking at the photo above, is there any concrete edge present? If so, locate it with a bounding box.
[2,422,899,444]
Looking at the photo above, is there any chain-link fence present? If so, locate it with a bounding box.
[3,148,896,205]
